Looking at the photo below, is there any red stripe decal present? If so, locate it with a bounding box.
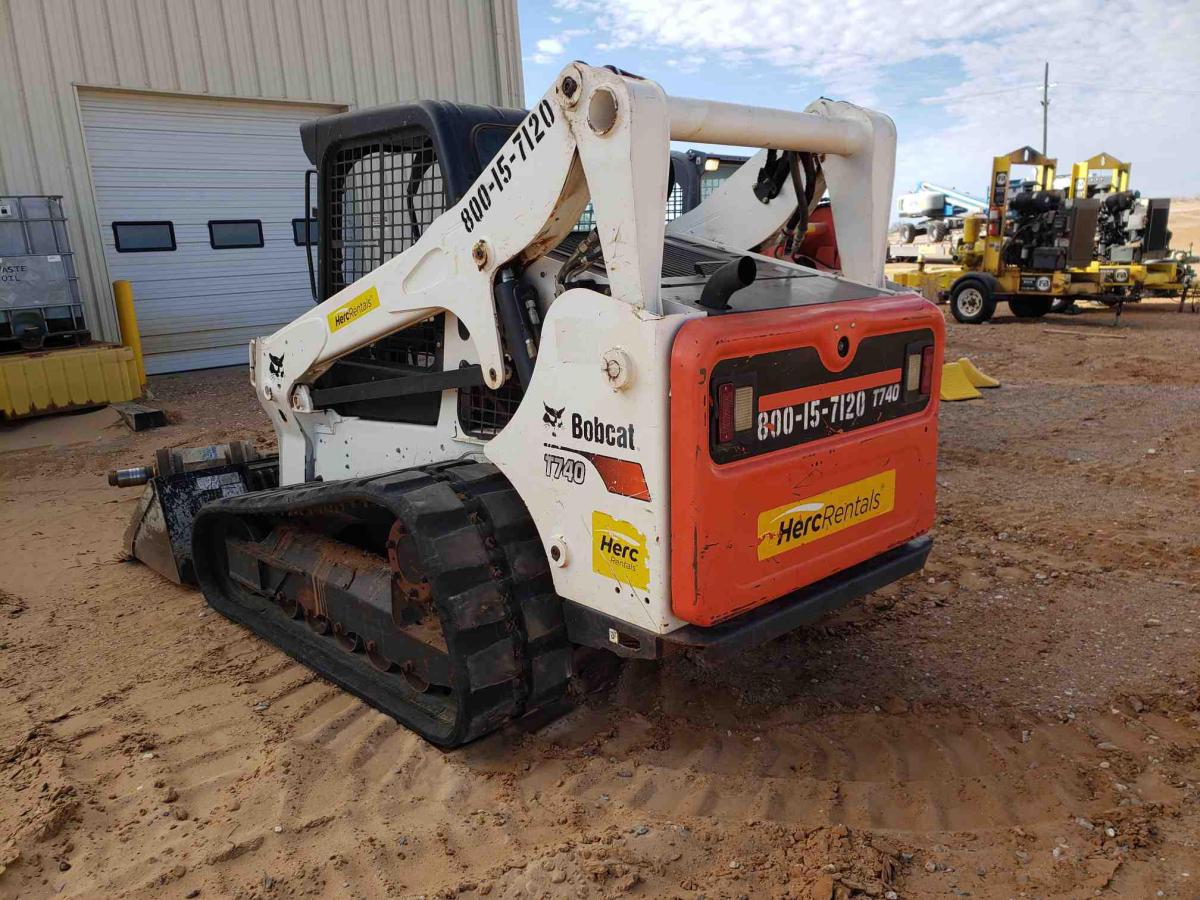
[758,368,903,412]
[584,453,650,501]
[546,445,650,501]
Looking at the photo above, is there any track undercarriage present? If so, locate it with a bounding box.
[192,461,577,747]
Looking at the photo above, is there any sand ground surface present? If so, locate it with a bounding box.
[1,298,1198,900]
[1168,199,1200,256]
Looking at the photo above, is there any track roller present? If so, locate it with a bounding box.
[191,461,575,748]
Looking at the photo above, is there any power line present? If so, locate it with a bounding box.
[925,80,1200,105]
[921,83,1047,103]
[1052,81,1200,95]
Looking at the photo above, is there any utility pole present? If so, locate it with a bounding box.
[1041,62,1049,155]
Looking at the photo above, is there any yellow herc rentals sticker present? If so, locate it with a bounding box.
[592,511,650,590]
[327,286,380,332]
[756,470,896,561]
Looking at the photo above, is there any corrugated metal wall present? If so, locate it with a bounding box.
[0,0,524,343]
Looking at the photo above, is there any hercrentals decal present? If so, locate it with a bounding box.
[756,470,896,561]
[592,511,649,590]
[327,286,380,333]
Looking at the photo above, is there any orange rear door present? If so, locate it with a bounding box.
[669,292,943,626]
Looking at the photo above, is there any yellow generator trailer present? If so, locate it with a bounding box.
[892,147,1193,322]
[1060,152,1193,307]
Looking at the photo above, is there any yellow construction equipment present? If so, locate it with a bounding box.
[1060,153,1191,305]
[892,146,1194,322]
[1066,152,1130,199]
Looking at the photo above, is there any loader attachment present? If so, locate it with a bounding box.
[115,442,278,585]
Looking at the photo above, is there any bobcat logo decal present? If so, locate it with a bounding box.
[542,403,565,430]
[268,353,285,378]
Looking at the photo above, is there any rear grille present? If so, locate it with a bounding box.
[660,240,733,279]
[327,136,445,295]
[458,380,524,438]
[344,315,443,373]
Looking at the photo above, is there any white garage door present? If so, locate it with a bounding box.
[80,91,340,373]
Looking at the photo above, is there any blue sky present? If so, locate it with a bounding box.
[516,0,1200,209]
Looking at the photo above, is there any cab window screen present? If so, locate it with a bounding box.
[327,136,445,295]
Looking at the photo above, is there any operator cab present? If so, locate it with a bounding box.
[301,102,726,433]
[300,101,887,440]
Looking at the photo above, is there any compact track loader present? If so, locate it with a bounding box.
[118,64,943,747]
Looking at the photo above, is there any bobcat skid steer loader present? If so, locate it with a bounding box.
[117,64,943,747]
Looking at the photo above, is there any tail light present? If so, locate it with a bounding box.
[919,344,934,395]
[716,382,735,442]
[905,344,936,397]
[715,383,755,444]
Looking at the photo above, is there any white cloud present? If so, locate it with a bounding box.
[526,28,591,66]
[555,0,1200,198]
[666,54,706,74]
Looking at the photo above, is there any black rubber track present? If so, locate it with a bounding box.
[191,461,573,748]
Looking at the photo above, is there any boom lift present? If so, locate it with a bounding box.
[895,181,987,243]
[119,64,944,747]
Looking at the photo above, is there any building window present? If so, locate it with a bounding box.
[208,220,264,249]
[112,221,176,253]
[292,218,318,246]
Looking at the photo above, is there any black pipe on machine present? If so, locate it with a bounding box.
[494,267,537,389]
[698,256,757,311]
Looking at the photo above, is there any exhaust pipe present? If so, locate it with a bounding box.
[699,256,757,310]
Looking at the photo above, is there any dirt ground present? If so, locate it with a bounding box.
[1,296,1198,900]
[1169,199,1200,255]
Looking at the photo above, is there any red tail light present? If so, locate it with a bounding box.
[919,344,935,395]
[716,382,735,443]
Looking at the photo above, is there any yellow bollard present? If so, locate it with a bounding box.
[113,280,146,385]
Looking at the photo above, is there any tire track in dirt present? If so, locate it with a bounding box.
[527,707,1096,833]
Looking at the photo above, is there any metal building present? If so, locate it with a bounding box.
[0,0,523,373]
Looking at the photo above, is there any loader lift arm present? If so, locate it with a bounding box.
[254,63,896,486]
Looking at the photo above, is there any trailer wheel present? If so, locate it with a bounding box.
[1009,296,1052,318]
[950,278,995,324]
[899,223,916,244]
